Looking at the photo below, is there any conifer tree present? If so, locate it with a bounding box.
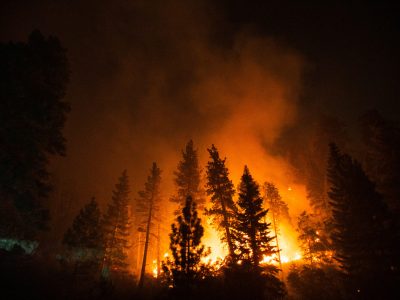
[170,140,205,213]
[0,31,70,238]
[263,182,290,269]
[264,182,291,226]
[63,198,103,292]
[360,109,400,213]
[163,196,205,289]
[327,143,397,298]
[296,211,330,265]
[205,145,236,259]
[137,162,162,289]
[63,197,103,252]
[232,166,275,266]
[280,116,347,219]
[225,168,285,300]
[102,170,131,276]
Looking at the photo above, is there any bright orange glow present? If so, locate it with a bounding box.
[202,219,228,265]
[275,224,303,264]
[152,259,158,278]
[202,218,303,267]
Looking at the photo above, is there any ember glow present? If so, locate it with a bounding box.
[200,184,306,269]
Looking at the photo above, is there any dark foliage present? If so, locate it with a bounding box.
[222,262,286,300]
[296,211,331,265]
[0,30,70,238]
[62,197,104,278]
[162,196,208,293]
[63,198,103,249]
[170,140,205,212]
[231,166,275,266]
[205,144,236,259]
[328,143,399,298]
[287,264,344,300]
[276,116,347,219]
[102,170,131,276]
[360,109,400,214]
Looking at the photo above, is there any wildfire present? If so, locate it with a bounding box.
[145,183,307,278]
[202,219,229,264]
[152,259,158,278]
[260,251,301,266]
[202,219,303,267]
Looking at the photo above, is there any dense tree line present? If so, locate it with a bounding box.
[1,32,400,300]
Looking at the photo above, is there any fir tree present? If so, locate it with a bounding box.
[327,143,397,298]
[63,198,103,295]
[296,211,331,265]
[170,140,205,213]
[0,30,70,238]
[263,182,291,269]
[63,197,103,251]
[163,196,206,289]
[279,115,347,219]
[137,162,162,289]
[205,145,236,259]
[102,170,131,276]
[264,182,291,227]
[360,109,400,213]
[226,169,285,299]
[232,166,275,266]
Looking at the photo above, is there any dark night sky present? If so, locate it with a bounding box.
[2,1,399,119]
[224,1,400,120]
[1,0,399,208]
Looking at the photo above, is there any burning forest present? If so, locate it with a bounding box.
[1,1,400,299]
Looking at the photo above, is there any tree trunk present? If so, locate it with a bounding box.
[271,210,283,272]
[138,201,153,289]
[221,199,234,258]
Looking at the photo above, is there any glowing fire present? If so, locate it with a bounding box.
[152,253,169,278]
[202,218,229,264]
[146,181,307,278]
[152,259,158,278]
[202,220,302,267]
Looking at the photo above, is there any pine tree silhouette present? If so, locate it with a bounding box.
[205,145,236,259]
[170,140,205,213]
[63,197,103,252]
[163,196,206,290]
[232,166,275,266]
[327,143,397,298]
[137,162,162,289]
[102,170,131,277]
[0,30,70,238]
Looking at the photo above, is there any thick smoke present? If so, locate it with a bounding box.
[1,0,308,242]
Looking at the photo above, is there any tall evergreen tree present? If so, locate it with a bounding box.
[225,167,285,300]
[327,143,397,298]
[205,145,236,259]
[0,30,70,238]
[263,182,291,269]
[137,162,162,289]
[163,196,205,289]
[296,211,331,265]
[170,140,205,213]
[63,197,103,251]
[278,115,347,219]
[360,109,400,213]
[63,197,103,292]
[264,183,291,225]
[102,170,131,276]
[232,166,275,266]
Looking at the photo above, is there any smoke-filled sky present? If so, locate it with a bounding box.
[1,1,399,217]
